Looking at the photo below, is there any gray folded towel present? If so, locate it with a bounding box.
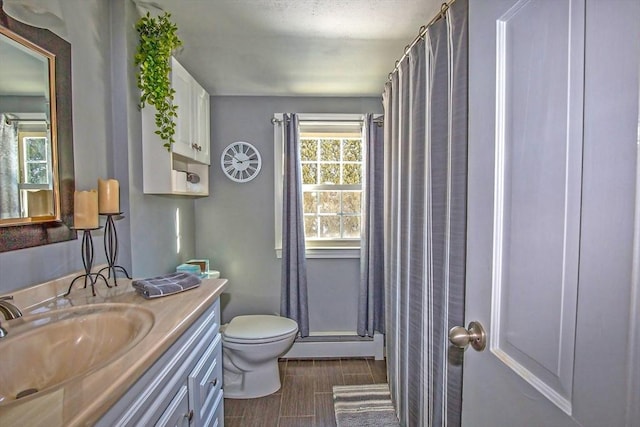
[132,272,201,299]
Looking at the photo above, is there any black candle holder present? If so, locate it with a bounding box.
[97,213,131,286]
[65,227,111,297]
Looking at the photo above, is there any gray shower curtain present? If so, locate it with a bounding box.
[358,113,385,337]
[383,1,468,426]
[0,115,20,219]
[280,113,310,337]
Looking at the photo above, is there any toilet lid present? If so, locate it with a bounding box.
[223,315,298,342]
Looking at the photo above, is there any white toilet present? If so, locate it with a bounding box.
[221,314,298,399]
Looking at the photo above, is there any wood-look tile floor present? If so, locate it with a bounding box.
[224,358,387,427]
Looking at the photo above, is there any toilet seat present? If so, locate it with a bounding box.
[222,315,298,344]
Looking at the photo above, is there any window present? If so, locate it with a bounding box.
[22,135,50,185]
[18,129,53,217]
[274,114,365,258]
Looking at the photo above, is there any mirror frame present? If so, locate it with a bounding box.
[0,1,75,252]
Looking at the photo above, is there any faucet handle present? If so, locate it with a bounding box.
[0,295,14,301]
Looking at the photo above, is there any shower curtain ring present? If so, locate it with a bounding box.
[440,3,449,18]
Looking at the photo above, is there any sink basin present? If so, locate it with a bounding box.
[0,303,154,406]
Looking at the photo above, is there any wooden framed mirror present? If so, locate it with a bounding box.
[0,0,75,252]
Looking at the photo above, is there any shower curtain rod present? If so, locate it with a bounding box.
[5,118,48,123]
[4,118,49,126]
[388,0,456,80]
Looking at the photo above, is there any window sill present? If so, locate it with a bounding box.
[275,247,360,259]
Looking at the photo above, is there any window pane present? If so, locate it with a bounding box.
[301,139,317,161]
[320,139,340,161]
[319,215,341,238]
[343,139,362,162]
[26,138,47,161]
[342,192,361,213]
[26,164,48,184]
[320,163,340,184]
[304,216,318,238]
[343,216,361,238]
[303,191,318,213]
[302,163,317,184]
[342,163,362,184]
[318,191,340,213]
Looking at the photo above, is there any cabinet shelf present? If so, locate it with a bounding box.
[142,57,211,196]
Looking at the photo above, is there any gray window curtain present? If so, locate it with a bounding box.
[358,113,385,337]
[383,0,468,426]
[0,115,20,219]
[280,113,310,337]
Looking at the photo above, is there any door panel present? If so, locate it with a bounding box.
[464,0,640,425]
[490,0,582,413]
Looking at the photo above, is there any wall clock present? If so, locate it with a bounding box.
[220,141,262,183]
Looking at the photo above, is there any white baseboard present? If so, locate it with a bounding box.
[283,332,384,360]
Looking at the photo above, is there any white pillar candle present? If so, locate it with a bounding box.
[98,178,120,214]
[74,190,99,229]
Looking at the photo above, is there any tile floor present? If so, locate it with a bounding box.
[224,358,387,427]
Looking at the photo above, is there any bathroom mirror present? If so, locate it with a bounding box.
[0,2,74,252]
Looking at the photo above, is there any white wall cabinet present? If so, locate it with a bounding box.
[97,299,224,427]
[170,58,210,165]
[142,57,210,196]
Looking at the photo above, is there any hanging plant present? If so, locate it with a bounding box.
[134,12,182,150]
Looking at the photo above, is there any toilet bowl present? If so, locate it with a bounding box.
[221,314,298,399]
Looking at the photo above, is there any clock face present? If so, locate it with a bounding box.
[220,141,262,183]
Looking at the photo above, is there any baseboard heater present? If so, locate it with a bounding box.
[282,331,384,360]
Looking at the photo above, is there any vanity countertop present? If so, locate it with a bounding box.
[0,270,228,427]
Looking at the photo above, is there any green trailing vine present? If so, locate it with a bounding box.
[134,12,182,150]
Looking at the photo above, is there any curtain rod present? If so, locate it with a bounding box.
[270,117,366,125]
[4,118,49,126]
[388,0,455,81]
[5,118,48,123]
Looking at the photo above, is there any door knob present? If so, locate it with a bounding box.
[448,321,486,351]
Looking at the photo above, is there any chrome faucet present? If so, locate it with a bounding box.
[0,320,6,338]
[0,296,22,320]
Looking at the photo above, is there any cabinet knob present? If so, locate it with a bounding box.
[191,143,202,151]
[184,409,194,422]
[209,378,218,388]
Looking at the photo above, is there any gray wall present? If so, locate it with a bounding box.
[0,1,380,335]
[0,96,48,114]
[196,96,382,330]
[110,0,197,278]
[0,0,197,294]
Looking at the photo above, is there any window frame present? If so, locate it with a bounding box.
[274,113,365,259]
[21,132,51,187]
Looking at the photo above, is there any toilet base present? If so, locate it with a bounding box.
[223,358,282,399]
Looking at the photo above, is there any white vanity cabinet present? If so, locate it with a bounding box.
[142,57,210,196]
[97,299,224,427]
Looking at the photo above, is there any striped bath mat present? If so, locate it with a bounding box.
[333,383,401,427]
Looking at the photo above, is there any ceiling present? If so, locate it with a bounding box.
[142,0,441,97]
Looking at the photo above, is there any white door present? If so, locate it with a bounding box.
[462,0,640,426]
[171,57,195,158]
[192,80,210,165]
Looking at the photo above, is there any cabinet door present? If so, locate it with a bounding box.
[192,81,210,165]
[171,58,194,159]
[155,383,191,427]
[188,333,223,426]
